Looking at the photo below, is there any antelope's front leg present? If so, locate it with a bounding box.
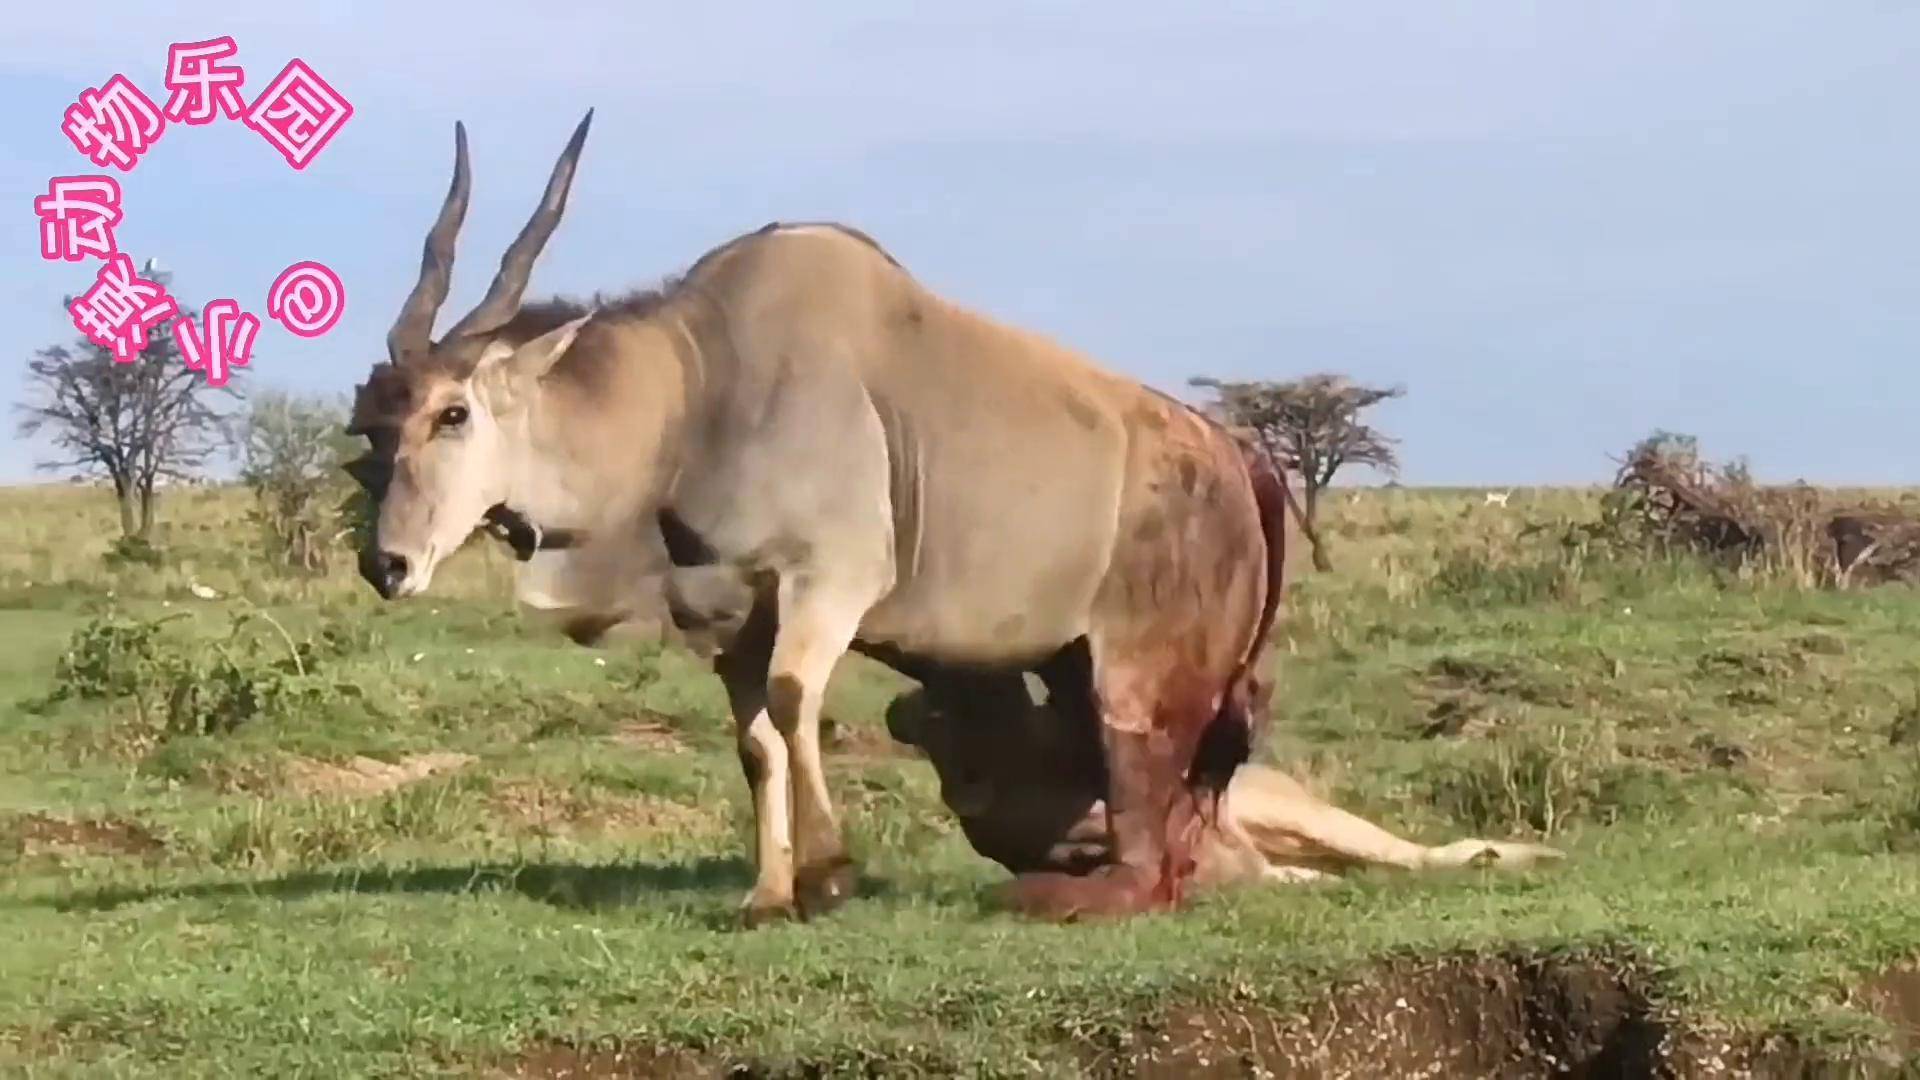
[766,575,873,920]
[711,598,800,926]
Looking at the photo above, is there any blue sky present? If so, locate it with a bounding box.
[5,3,1915,485]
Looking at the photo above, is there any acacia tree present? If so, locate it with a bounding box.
[1189,372,1404,571]
[15,267,238,539]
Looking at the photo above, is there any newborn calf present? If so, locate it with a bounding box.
[884,678,1561,888]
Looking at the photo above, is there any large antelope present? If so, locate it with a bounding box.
[345,111,1286,924]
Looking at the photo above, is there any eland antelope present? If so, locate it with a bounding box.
[345,112,1287,925]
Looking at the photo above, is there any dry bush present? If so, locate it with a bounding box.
[237,390,360,575]
[1610,432,1920,589]
[1829,511,1920,589]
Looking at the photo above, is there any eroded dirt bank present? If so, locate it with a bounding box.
[498,953,1919,1079]
[1093,954,1915,1079]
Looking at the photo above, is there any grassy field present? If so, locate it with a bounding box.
[3,482,1920,1076]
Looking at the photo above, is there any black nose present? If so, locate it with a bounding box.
[362,550,409,599]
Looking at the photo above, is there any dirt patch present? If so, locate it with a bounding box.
[494,1038,712,1079]
[1089,954,1663,1079]
[1424,655,1575,707]
[1791,631,1848,657]
[1418,695,1495,740]
[1085,954,1907,1079]
[1696,645,1806,682]
[281,752,476,798]
[0,1024,66,1065]
[1857,965,1920,1054]
[1416,656,1580,739]
[7,812,163,859]
[492,781,722,838]
[607,720,687,755]
[822,712,914,760]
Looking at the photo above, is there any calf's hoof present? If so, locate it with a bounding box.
[795,856,858,919]
[1001,865,1166,923]
[738,891,800,929]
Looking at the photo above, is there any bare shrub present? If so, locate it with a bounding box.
[1610,432,1920,589]
[237,390,359,574]
[1830,512,1920,588]
[15,265,238,539]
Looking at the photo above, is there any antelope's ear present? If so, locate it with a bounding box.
[477,313,593,382]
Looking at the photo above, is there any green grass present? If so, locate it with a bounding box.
[3,483,1920,1075]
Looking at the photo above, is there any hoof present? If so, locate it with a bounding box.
[739,892,799,929]
[1001,865,1164,923]
[795,856,858,920]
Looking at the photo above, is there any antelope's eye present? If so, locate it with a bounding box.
[436,404,469,429]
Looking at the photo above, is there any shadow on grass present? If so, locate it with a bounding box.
[33,857,909,928]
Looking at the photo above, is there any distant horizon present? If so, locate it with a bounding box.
[13,475,1910,495]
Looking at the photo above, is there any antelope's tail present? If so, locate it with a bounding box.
[1190,437,1291,797]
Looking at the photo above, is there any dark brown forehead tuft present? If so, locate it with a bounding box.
[348,282,680,434]
[349,363,428,432]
